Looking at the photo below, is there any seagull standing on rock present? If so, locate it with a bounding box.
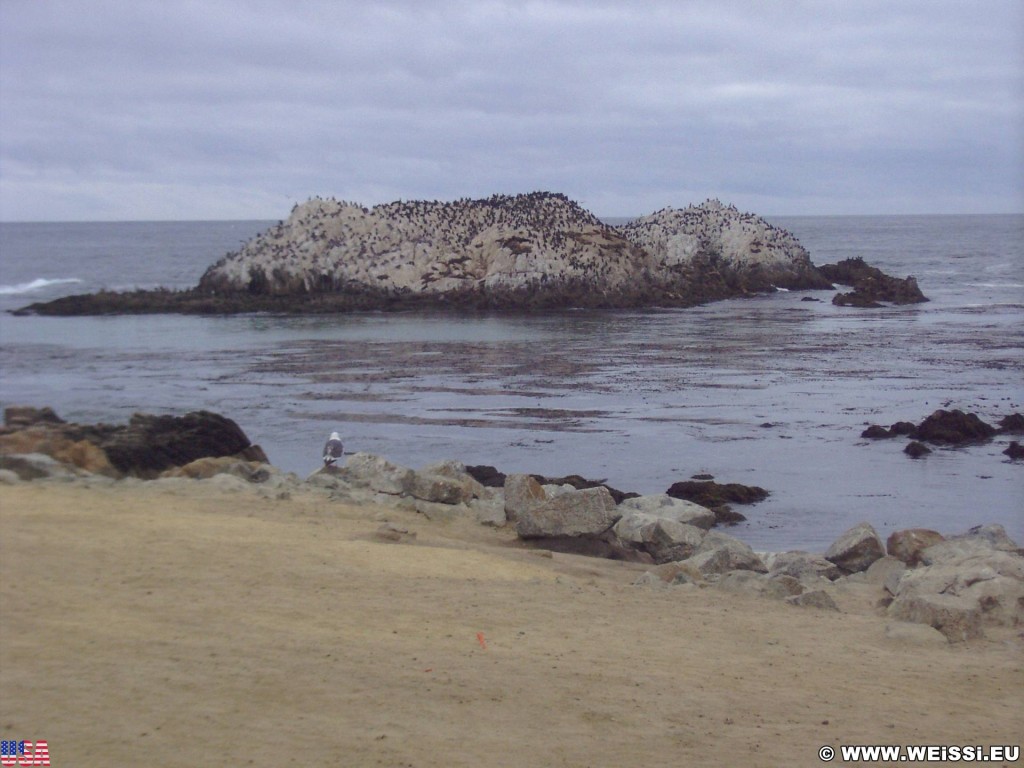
[322,431,344,466]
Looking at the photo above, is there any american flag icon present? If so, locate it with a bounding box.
[0,741,50,766]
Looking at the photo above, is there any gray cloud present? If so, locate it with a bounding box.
[1,0,1021,220]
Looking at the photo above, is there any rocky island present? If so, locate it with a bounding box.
[16,192,842,315]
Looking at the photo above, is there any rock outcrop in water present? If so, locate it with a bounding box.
[859,408,1023,461]
[16,193,834,315]
[196,193,832,309]
[819,257,929,307]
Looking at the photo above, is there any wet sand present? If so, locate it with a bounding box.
[1,480,1021,767]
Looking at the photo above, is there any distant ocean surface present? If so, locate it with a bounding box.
[1,214,1021,551]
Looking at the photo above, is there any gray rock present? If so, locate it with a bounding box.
[305,468,351,490]
[685,531,767,575]
[921,524,1021,564]
[419,460,487,499]
[469,497,507,527]
[504,474,547,523]
[340,453,414,495]
[887,592,984,642]
[617,494,717,530]
[515,486,619,539]
[766,550,842,582]
[949,523,1020,551]
[865,555,907,589]
[785,590,840,611]
[825,521,885,573]
[957,576,1024,628]
[410,472,471,505]
[891,549,1024,628]
[613,510,707,564]
[413,499,472,522]
[0,468,21,484]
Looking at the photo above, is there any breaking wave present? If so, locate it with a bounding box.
[0,277,83,295]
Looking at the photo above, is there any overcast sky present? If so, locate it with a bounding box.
[1,0,1021,221]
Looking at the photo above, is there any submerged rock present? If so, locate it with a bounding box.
[904,441,932,459]
[1003,441,1024,460]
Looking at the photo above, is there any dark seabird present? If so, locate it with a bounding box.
[322,431,344,466]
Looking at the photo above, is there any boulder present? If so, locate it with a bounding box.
[864,555,907,589]
[921,525,1021,564]
[889,547,1024,628]
[887,593,983,642]
[515,486,620,539]
[824,522,885,574]
[530,473,637,504]
[1003,441,1024,459]
[684,531,767,576]
[612,514,707,564]
[410,472,472,505]
[886,528,945,566]
[950,523,1020,551]
[3,406,64,428]
[469,497,507,528]
[0,427,119,477]
[413,499,472,522]
[419,460,488,499]
[957,576,1024,628]
[97,410,265,477]
[503,473,547,523]
[617,494,717,529]
[465,464,506,487]
[766,550,842,582]
[340,452,415,495]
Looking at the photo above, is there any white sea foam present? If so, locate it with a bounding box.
[0,277,83,295]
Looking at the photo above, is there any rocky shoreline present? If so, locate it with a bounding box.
[12,193,928,316]
[2,405,1020,645]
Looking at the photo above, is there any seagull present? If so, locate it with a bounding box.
[322,431,344,466]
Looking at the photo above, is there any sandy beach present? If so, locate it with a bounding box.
[1,479,1021,767]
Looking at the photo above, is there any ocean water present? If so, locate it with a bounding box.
[0,215,1021,551]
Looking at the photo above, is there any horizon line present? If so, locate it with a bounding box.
[2,210,1022,225]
